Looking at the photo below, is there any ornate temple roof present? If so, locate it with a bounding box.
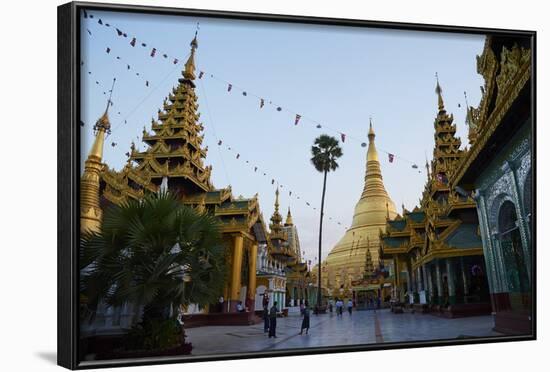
[450,37,532,189]
[128,35,212,193]
[379,78,483,267]
[92,35,266,241]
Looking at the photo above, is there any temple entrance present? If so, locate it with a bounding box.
[498,200,530,311]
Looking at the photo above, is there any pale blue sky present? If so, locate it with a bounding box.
[80,9,485,263]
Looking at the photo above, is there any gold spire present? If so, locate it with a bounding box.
[270,187,283,233]
[435,72,445,112]
[285,207,294,226]
[81,82,115,233]
[88,79,115,160]
[324,118,397,281]
[361,119,387,199]
[183,31,198,80]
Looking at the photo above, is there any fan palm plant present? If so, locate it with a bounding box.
[310,134,343,309]
[80,191,226,329]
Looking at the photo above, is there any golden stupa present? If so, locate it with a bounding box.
[324,120,397,290]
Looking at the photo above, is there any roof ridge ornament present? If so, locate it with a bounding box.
[435,72,445,112]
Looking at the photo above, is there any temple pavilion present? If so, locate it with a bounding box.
[80,35,288,330]
[450,36,532,333]
[379,77,491,317]
[254,188,308,314]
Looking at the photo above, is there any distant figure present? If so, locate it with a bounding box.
[236,301,245,312]
[300,301,311,335]
[300,301,305,315]
[347,299,353,315]
[218,296,224,312]
[335,298,344,317]
[377,296,381,309]
[329,299,334,313]
[269,302,278,338]
[263,305,270,333]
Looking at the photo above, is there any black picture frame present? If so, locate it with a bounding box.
[58,1,536,369]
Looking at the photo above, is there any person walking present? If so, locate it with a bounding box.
[262,304,270,333]
[335,298,343,317]
[268,301,278,338]
[347,299,353,315]
[300,301,311,335]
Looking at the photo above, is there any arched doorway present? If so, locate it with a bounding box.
[498,200,530,310]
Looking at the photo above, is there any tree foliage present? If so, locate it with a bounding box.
[80,191,226,321]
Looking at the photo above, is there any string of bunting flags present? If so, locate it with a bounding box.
[81,12,431,230]
[79,70,351,229]
[83,10,423,172]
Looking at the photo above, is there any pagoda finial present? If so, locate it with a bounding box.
[89,78,116,160]
[183,27,199,80]
[274,186,280,211]
[285,206,294,226]
[464,91,478,145]
[435,72,445,112]
[270,186,283,233]
[93,78,116,134]
[368,117,375,141]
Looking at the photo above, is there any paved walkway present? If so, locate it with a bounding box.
[185,309,502,355]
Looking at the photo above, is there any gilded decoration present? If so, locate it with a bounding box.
[324,121,397,289]
[451,40,531,188]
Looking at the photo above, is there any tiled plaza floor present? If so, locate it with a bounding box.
[185,309,503,355]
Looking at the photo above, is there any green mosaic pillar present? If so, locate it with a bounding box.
[460,257,469,303]
[422,265,429,303]
[507,160,532,284]
[435,261,443,305]
[446,258,456,305]
[426,265,434,304]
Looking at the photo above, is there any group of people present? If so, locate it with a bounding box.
[330,298,354,316]
[262,300,311,338]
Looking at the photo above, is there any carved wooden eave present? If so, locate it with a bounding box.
[414,246,484,269]
[451,42,531,188]
[445,191,477,216]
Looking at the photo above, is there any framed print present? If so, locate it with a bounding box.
[58,1,536,369]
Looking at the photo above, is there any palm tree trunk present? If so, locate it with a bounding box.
[317,169,328,309]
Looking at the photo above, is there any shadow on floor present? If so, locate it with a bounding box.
[35,351,57,365]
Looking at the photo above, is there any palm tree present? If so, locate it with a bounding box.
[310,134,343,310]
[80,191,226,340]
